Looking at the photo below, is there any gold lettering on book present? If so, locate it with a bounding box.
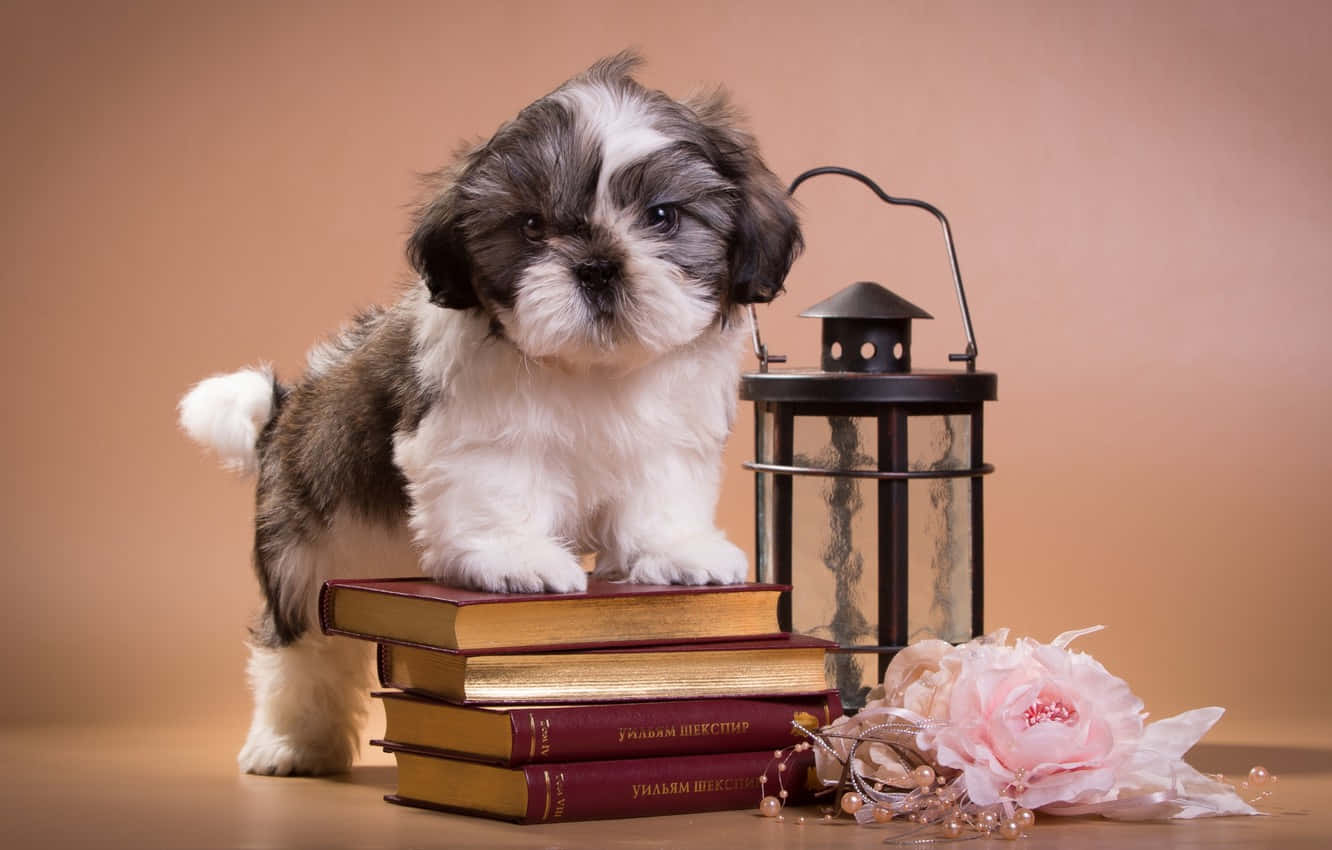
[617,725,678,743]
[631,776,759,799]
[618,720,754,744]
[677,720,751,738]
[693,777,759,794]
[539,718,551,758]
[630,780,693,799]
[529,714,537,761]
[552,771,567,820]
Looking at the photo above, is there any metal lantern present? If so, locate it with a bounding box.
[742,167,997,711]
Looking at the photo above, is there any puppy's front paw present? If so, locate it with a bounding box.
[598,533,749,586]
[427,538,589,594]
[238,725,353,776]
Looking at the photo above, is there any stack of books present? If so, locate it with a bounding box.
[319,578,841,823]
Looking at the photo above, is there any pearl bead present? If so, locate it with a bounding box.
[778,790,788,799]
[797,816,806,825]
[1249,766,1271,785]
[872,805,893,823]
[912,765,936,788]
[1016,808,1036,827]
[999,819,1021,840]
[773,750,783,758]
[979,810,999,830]
[942,819,964,838]
[839,791,865,814]
[759,795,782,817]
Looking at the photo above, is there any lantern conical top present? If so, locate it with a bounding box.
[800,281,933,321]
[800,282,932,373]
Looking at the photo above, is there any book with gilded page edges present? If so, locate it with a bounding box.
[376,635,836,704]
[372,690,843,766]
[381,742,821,823]
[319,578,786,652]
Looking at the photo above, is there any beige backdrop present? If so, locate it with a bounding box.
[3,0,1329,753]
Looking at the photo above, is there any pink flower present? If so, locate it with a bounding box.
[814,706,918,788]
[819,626,1257,819]
[880,638,957,722]
[814,640,962,788]
[916,627,1146,810]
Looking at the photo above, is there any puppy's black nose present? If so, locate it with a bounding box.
[574,259,620,290]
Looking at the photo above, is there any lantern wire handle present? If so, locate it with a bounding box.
[783,166,979,371]
[747,305,786,372]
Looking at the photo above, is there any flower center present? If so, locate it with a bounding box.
[1023,699,1077,727]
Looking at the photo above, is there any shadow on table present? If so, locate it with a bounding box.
[1187,744,1332,775]
[330,765,397,790]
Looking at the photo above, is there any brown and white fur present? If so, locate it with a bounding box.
[178,53,801,776]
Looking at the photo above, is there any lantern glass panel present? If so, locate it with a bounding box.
[790,415,880,706]
[907,414,974,644]
[754,402,777,584]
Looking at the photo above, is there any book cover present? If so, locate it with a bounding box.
[319,578,787,652]
[382,743,822,823]
[372,690,843,765]
[376,635,836,704]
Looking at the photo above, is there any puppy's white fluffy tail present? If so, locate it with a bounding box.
[178,366,278,476]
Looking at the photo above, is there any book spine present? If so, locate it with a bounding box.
[507,694,842,764]
[376,644,391,689]
[317,582,335,635]
[521,748,818,822]
[320,589,413,645]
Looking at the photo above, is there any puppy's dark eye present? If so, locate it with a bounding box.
[643,204,679,234]
[520,213,546,242]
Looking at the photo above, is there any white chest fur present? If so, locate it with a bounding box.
[393,303,747,592]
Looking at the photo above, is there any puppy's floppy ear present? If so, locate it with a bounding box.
[407,180,478,310]
[688,91,803,305]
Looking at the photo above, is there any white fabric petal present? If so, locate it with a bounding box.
[1102,759,1260,820]
[1139,707,1224,761]
[1050,625,1105,649]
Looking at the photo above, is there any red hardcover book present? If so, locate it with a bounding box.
[376,635,836,704]
[382,743,822,823]
[372,690,843,765]
[319,578,786,652]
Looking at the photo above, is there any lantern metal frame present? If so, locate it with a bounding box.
[742,167,997,683]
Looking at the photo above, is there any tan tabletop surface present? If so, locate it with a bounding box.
[4,722,1328,849]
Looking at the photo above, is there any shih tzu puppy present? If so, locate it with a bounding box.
[178,52,801,776]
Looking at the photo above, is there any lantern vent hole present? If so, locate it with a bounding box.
[893,342,904,361]
[860,342,877,360]
[830,341,843,361]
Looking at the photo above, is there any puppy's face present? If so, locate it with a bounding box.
[409,54,801,368]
